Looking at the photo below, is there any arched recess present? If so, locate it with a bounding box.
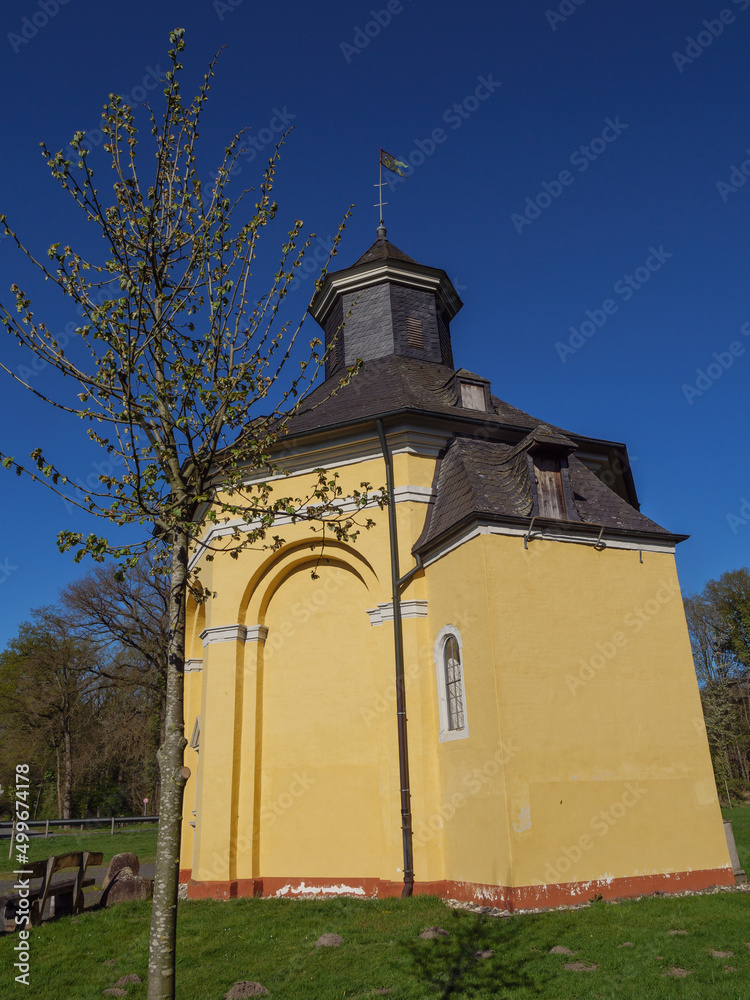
[238,536,382,627]
[185,595,206,661]
[254,554,386,880]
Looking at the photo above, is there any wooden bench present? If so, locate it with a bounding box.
[3,851,103,929]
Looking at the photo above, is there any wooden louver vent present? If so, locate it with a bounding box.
[533,454,566,519]
[405,316,424,349]
[327,337,338,369]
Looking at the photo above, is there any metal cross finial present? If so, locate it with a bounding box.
[374,159,388,230]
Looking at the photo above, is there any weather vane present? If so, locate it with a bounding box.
[375,149,408,230]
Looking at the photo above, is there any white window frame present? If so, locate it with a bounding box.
[434,625,469,742]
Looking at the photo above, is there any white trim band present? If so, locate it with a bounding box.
[184,658,203,673]
[246,625,269,643]
[188,484,435,571]
[200,624,268,646]
[366,599,429,626]
[201,624,247,646]
[421,522,677,568]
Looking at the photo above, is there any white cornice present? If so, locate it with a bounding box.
[184,658,203,673]
[201,624,248,646]
[394,485,435,504]
[421,522,677,568]
[366,600,429,626]
[188,485,434,571]
[248,424,451,483]
[311,261,460,323]
[200,624,268,646]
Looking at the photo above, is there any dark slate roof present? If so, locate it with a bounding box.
[414,438,675,552]
[353,236,416,266]
[284,355,545,436]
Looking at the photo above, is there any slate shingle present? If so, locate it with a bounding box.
[414,438,677,552]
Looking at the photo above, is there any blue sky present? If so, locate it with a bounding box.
[0,0,748,646]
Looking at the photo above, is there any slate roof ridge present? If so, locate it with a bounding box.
[454,367,490,383]
[501,423,578,462]
[353,236,416,266]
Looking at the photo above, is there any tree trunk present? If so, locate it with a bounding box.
[55,747,62,818]
[62,727,73,821]
[147,529,190,1000]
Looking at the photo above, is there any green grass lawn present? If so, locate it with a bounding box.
[3,889,749,999]
[0,827,157,880]
[3,810,748,997]
[723,804,750,873]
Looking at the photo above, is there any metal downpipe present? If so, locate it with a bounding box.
[376,418,415,897]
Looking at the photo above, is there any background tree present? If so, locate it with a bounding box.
[0,610,99,820]
[0,604,159,821]
[685,567,750,799]
[61,552,171,808]
[0,29,376,1000]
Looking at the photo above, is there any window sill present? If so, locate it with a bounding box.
[439,728,470,743]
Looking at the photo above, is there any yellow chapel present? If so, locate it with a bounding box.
[178,228,733,908]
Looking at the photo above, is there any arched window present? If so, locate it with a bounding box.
[434,626,469,742]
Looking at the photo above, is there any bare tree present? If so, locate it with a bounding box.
[61,553,171,805]
[0,29,376,999]
[0,610,100,819]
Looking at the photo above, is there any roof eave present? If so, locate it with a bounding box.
[413,512,688,558]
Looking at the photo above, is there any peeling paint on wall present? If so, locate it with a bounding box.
[513,805,532,833]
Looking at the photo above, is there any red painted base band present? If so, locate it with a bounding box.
[184,867,734,909]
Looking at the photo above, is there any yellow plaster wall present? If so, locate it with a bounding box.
[253,560,386,878]
[181,442,729,895]
[422,531,730,890]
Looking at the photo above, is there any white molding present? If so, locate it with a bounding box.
[240,425,450,484]
[312,262,459,322]
[421,522,676,568]
[393,485,435,504]
[366,599,429,626]
[188,481,436,572]
[189,716,201,751]
[434,625,469,743]
[200,624,248,646]
[184,658,203,673]
[199,624,268,646]
[246,625,269,643]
